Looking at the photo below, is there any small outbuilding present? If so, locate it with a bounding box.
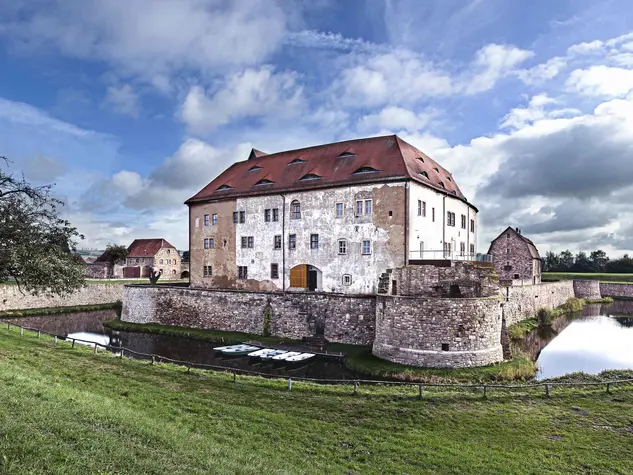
[488,227,541,285]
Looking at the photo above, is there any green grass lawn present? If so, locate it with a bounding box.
[1,279,189,286]
[1,327,633,474]
[543,272,633,284]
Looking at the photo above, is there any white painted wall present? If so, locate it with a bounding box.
[408,181,477,260]
[234,183,406,294]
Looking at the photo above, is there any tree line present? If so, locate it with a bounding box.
[543,250,633,273]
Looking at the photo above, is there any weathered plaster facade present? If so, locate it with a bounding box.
[489,227,541,286]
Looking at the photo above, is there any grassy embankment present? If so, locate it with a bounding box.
[0,279,189,285]
[543,272,633,284]
[105,319,536,383]
[1,326,633,474]
[507,297,614,341]
[0,302,122,319]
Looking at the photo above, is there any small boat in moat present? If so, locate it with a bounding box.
[216,344,260,356]
[247,348,278,358]
[284,353,315,364]
[259,349,288,360]
[271,351,302,361]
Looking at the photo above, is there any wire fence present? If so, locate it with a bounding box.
[4,319,633,399]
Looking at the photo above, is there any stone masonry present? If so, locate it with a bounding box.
[573,280,602,299]
[0,283,125,312]
[600,283,633,299]
[489,227,541,285]
[501,281,575,325]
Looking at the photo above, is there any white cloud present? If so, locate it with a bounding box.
[516,57,567,85]
[465,43,534,94]
[567,65,633,98]
[179,66,305,133]
[500,94,580,130]
[357,106,435,133]
[0,0,287,83]
[567,40,605,56]
[104,84,140,117]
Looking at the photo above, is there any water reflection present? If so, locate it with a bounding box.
[516,301,633,380]
[7,310,361,380]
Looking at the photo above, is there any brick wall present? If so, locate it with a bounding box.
[573,280,602,299]
[122,285,376,345]
[373,295,503,368]
[502,281,575,325]
[0,284,125,311]
[390,262,499,298]
[600,283,633,298]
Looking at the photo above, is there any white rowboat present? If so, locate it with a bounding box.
[247,348,278,358]
[284,353,315,363]
[271,351,302,361]
[260,350,288,360]
[219,345,260,355]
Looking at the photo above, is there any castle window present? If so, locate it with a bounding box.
[204,214,210,226]
[217,184,233,191]
[159,259,163,264]
[352,166,379,174]
[264,209,271,222]
[420,171,429,178]
[208,238,214,249]
[365,199,372,215]
[447,212,456,227]
[362,240,372,255]
[417,200,422,216]
[289,234,296,250]
[212,214,218,226]
[203,265,212,277]
[239,211,245,223]
[271,264,279,279]
[238,266,248,280]
[310,234,319,249]
[338,239,347,255]
[514,273,520,280]
[272,208,279,222]
[460,242,465,254]
[288,158,306,165]
[342,274,352,285]
[291,200,301,219]
[299,174,321,181]
[274,235,282,250]
[470,244,475,255]
[336,202,344,217]
[470,219,475,233]
[432,208,435,222]
[441,343,449,351]
[241,236,254,249]
[194,216,200,228]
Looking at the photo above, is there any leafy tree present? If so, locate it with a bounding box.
[558,250,574,271]
[149,268,162,285]
[104,244,128,279]
[589,249,609,272]
[0,158,85,295]
[571,251,594,272]
[543,251,560,272]
[605,256,633,273]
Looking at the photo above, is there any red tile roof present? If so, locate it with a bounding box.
[185,135,473,207]
[127,239,177,258]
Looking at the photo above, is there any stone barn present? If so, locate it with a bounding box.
[488,227,541,285]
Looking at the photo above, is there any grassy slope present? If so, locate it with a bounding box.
[2,328,633,474]
[543,272,633,284]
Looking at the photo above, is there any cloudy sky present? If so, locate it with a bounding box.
[2,0,633,254]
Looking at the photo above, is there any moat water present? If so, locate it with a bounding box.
[6,302,633,380]
[5,310,362,380]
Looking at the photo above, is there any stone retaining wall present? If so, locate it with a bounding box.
[502,281,575,325]
[600,283,633,298]
[0,284,124,311]
[573,280,602,299]
[122,285,376,345]
[373,295,503,368]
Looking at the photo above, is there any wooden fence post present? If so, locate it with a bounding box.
[353,381,358,395]
[151,356,155,365]
[71,339,75,349]
[37,330,40,338]
[607,383,611,394]
[19,327,23,336]
[483,385,487,398]
[545,384,551,397]
[54,336,57,345]
[94,343,98,354]
[120,349,124,359]
[233,372,236,383]
[418,384,423,400]
[288,378,292,391]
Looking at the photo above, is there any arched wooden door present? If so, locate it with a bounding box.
[290,264,308,289]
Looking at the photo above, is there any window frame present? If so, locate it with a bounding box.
[364,199,372,215]
[211,214,218,226]
[274,235,282,250]
[208,238,214,249]
[272,208,279,222]
[247,236,254,248]
[356,200,363,216]
[461,214,466,229]
[342,274,352,286]
[204,214,210,227]
[336,202,344,218]
[310,234,319,250]
[288,234,297,250]
[338,239,347,255]
[238,266,248,280]
[417,200,422,216]
[470,219,475,233]
[203,265,212,277]
[432,207,435,222]
[239,211,245,223]
[271,263,279,279]
[233,212,239,224]
[264,209,271,222]
[361,240,372,255]
[291,200,301,220]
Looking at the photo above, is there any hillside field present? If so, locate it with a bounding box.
[1,327,633,474]
[543,272,633,284]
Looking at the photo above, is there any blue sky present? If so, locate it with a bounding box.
[3,0,633,254]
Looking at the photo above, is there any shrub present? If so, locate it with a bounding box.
[562,297,585,313]
[537,308,552,326]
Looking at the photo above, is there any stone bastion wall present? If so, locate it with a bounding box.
[0,283,124,312]
[372,295,503,368]
[573,280,602,299]
[501,281,576,326]
[121,285,377,345]
[600,283,633,298]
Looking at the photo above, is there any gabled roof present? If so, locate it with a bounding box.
[127,238,177,258]
[488,227,541,259]
[185,135,473,208]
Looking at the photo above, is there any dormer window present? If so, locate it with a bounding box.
[352,167,379,175]
[420,171,429,179]
[217,185,234,191]
[417,157,424,162]
[446,176,452,182]
[337,152,356,158]
[438,181,445,189]
[433,167,440,173]
[248,166,262,172]
[288,158,306,165]
[299,174,321,181]
[450,190,457,195]
[254,179,274,186]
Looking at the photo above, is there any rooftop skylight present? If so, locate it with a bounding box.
[352,166,379,175]
[216,185,234,191]
[288,158,306,165]
[254,179,274,186]
[299,174,322,181]
[337,152,356,158]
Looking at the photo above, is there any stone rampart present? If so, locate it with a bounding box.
[121,285,376,345]
[0,283,124,311]
[502,281,575,325]
[372,295,503,368]
[573,280,602,299]
[600,283,633,298]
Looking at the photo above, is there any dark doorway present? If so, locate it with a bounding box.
[449,284,462,297]
[308,268,318,291]
[391,280,397,295]
[315,318,325,337]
